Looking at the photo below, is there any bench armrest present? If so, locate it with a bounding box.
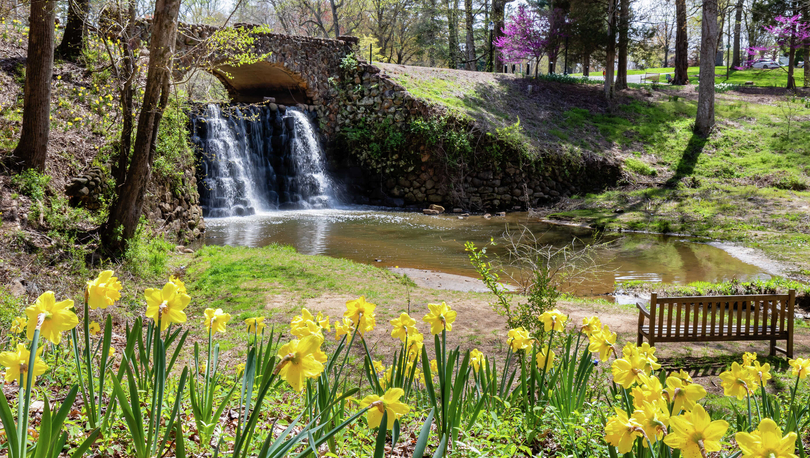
[636,302,651,317]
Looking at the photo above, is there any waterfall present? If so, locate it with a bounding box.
[191,104,337,217]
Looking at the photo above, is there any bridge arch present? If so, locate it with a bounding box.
[170,23,359,105]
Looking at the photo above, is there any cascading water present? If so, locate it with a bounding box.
[190,104,337,217]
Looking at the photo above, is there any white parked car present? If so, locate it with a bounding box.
[798,61,805,68]
[752,59,780,69]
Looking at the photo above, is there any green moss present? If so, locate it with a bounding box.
[624,157,657,176]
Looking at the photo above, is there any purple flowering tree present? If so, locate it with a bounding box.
[739,14,810,88]
[494,5,555,78]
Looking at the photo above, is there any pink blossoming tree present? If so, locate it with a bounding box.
[739,14,810,88]
[494,5,567,78]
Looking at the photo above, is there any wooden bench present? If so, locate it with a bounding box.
[636,291,796,357]
[642,73,660,84]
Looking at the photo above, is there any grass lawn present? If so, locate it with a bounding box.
[571,66,807,87]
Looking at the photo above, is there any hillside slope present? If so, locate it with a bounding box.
[379,64,810,274]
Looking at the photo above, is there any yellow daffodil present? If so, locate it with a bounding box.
[749,360,771,388]
[588,326,617,362]
[89,321,101,336]
[344,297,376,335]
[236,363,246,376]
[203,308,231,333]
[611,355,651,389]
[275,334,326,392]
[406,332,424,361]
[373,360,386,374]
[623,342,661,371]
[581,316,602,336]
[720,362,757,400]
[359,388,410,429]
[0,343,48,385]
[290,308,323,338]
[10,316,27,334]
[735,418,798,458]
[145,281,190,331]
[108,346,116,357]
[663,404,728,458]
[390,312,417,342]
[666,376,706,413]
[507,327,533,352]
[632,374,665,409]
[334,316,354,338]
[742,352,757,366]
[631,401,670,446]
[430,359,438,375]
[470,349,484,373]
[25,291,78,345]
[423,302,456,335]
[604,408,643,453]
[245,316,266,334]
[536,345,555,372]
[315,312,330,331]
[169,275,187,295]
[788,358,810,379]
[86,270,122,309]
[672,369,693,383]
[539,309,567,332]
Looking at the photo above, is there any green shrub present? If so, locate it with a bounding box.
[623,157,657,176]
[124,219,174,277]
[154,94,195,196]
[11,169,50,200]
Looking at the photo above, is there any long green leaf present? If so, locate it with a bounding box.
[412,408,434,458]
[0,392,20,458]
[374,411,388,458]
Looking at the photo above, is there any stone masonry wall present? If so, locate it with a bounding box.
[316,61,621,211]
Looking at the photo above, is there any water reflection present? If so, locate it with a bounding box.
[204,208,770,296]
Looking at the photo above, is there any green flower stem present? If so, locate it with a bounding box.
[19,328,41,458]
[83,299,98,428]
[537,329,556,400]
[70,327,91,427]
[205,327,213,413]
[746,389,752,431]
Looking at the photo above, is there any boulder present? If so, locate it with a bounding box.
[428,204,445,213]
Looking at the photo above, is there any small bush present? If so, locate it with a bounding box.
[124,219,174,277]
[11,168,50,200]
[624,157,657,176]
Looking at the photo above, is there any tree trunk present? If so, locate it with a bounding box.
[492,0,514,72]
[616,0,629,89]
[605,0,616,100]
[786,2,797,89]
[9,0,56,172]
[804,2,809,87]
[447,0,459,68]
[695,0,719,137]
[732,0,743,68]
[583,52,590,76]
[329,0,341,38]
[102,0,180,252]
[112,0,137,186]
[55,0,88,60]
[465,0,475,70]
[674,0,689,84]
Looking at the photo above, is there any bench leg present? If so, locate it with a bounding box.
[787,335,793,359]
[637,331,644,346]
[769,339,776,357]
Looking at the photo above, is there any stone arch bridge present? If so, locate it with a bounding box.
[140,21,358,105]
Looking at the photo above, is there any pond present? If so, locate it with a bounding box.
[202,208,771,299]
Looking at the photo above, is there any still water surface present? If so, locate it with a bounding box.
[203,208,769,296]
